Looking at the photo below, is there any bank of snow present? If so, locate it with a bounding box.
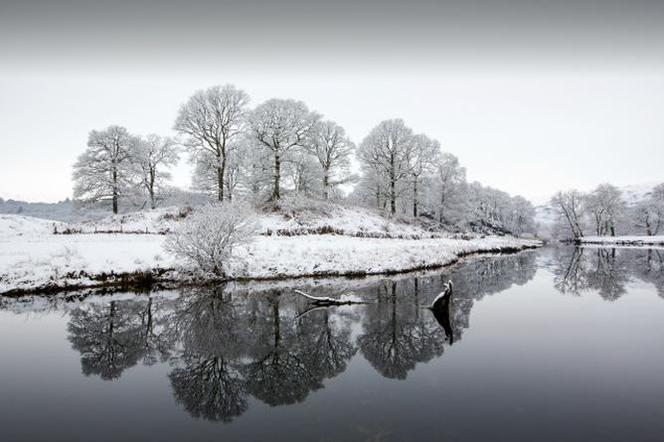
[578,236,664,246]
[0,222,539,295]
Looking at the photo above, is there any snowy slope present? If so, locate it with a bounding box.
[60,207,186,234]
[0,214,63,239]
[0,211,540,294]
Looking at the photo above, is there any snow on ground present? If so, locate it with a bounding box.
[0,214,63,239]
[578,236,664,246]
[0,212,540,294]
[54,202,439,239]
[257,203,438,239]
[236,235,539,279]
[59,207,185,234]
[0,233,173,293]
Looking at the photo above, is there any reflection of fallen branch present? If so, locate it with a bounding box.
[294,304,331,320]
[293,289,365,306]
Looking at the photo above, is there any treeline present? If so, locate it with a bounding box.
[552,183,664,239]
[72,84,536,235]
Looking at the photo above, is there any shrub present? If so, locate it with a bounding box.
[164,203,258,277]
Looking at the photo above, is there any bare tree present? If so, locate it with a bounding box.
[632,183,664,235]
[434,152,467,224]
[134,134,179,209]
[289,150,323,197]
[551,190,585,239]
[586,184,624,236]
[174,85,249,202]
[248,99,319,201]
[357,119,414,215]
[407,134,440,217]
[73,125,135,214]
[307,120,355,200]
[506,195,536,236]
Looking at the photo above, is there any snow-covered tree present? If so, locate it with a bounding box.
[306,120,355,200]
[434,152,467,224]
[551,190,586,239]
[357,119,414,215]
[407,134,440,217]
[631,182,664,235]
[585,184,624,236]
[289,150,323,197]
[348,169,387,210]
[174,85,249,202]
[506,196,536,236]
[248,99,319,201]
[164,203,258,277]
[133,134,179,209]
[191,139,249,202]
[73,125,136,214]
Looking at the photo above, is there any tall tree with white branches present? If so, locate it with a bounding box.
[407,134,440,217]
[174,84,249,202]
[435,152,466,224]
[307,120,355,200]
[586,184,624,236]
[73,125,135,214]
[133,134,180,209]
[551,190,586,239]
[248,99,319,201]
[357,119,414,215]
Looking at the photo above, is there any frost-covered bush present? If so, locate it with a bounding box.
[164,203,258,277]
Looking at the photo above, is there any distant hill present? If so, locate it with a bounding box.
[0,187,214,222]
[0,198,79,222]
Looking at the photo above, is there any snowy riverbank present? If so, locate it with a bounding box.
[577,236,664,246]
[0,214,540,295]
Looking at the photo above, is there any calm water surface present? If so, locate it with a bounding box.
[1,246,663,441]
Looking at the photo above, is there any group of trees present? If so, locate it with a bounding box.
[552,183,664,240]
[72,83,536,236]
[73,126,179,213]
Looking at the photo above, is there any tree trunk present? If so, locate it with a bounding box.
[389,152,396,215]
[216,151,225,202]
[149,168,156,210]
[273,153,281,200]
[413,178,418,218]
[112,167,118,214]
[322,168,330,200]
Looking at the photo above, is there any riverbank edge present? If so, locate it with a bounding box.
[0,241,542,298]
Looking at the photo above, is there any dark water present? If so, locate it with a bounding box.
[1,246,664,442]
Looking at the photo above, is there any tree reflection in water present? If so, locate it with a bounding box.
[65,251,538,422]
[552,246,664,300]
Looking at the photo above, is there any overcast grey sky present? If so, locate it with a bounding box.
[1,0,663,203]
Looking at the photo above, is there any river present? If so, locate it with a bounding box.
[1,246,663,441]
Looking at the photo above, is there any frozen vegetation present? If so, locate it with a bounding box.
[0,205,539,295]
[1,82,545,295]
[547,182,664,240]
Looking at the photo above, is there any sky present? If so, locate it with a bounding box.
[1,0,663,204]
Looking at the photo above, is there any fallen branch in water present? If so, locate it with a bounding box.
[293,289,364,306]
[429,280,453,310]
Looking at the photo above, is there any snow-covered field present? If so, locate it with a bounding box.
[57,203,442,239]
[578,236,664,246]
[0,212,540,295]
